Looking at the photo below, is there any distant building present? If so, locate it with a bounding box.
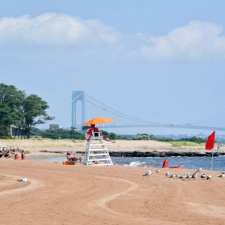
[49,124,60,130]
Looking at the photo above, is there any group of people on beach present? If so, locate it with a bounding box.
[0,147,25,160]
[66,151,82,164]
[0,147,11,158]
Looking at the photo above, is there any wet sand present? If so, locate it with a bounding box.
[0,160,225,225]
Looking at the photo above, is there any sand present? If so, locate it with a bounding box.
[0,160,225,225]
[0,139,172,153]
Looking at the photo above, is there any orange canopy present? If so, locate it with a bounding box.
[85,117,113,126]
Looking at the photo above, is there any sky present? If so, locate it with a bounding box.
[1,0,225,135]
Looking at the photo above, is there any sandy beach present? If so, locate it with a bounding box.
[1,139,225,160]
[1,1,225,224]
[0,160,225,225]
[0,139,218,155]
[0,139,173,153]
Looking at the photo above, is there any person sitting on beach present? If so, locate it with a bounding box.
[66,151,81,163]
[0,150,3,158]
[66,151,73,161]
[4,149,10,158]
[21,150,25,160]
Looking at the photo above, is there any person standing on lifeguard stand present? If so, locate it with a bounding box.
[86,124,99,141]
[84,118,113,166]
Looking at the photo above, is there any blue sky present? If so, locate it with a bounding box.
[1,0,225,134]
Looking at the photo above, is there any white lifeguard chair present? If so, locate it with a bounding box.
[84,130,113,166]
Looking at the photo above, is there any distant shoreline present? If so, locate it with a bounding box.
[1,139,224,157]
[38,149,225,157]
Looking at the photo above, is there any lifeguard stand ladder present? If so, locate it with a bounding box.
[84,131,113,166]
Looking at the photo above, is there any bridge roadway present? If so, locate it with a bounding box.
[99,123,225,131]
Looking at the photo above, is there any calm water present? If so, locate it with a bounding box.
[28,155,225,171]
[112,156,225,171]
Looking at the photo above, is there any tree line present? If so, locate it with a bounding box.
[31,128,120,140]
[32,128,85,139]
[0,83,51,138]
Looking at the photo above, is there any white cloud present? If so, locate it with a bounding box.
[140,21,225,60]
[0,13,119,45]
[0,13,225,60]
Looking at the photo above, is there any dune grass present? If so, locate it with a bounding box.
[169,141,204,148]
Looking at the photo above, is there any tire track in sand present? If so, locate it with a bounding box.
[95,175,139,216]
[93,175,181,225]
[0,174,43,197]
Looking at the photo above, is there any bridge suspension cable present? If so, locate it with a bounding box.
[86,94,152,125]
[73,92,225,132]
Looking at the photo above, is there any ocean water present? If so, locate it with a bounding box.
[28,155,225,171]
[112,156,225,171]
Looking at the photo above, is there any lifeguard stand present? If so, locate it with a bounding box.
[84,131,113,166]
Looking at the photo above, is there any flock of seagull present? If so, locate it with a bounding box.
[143,168,225,181]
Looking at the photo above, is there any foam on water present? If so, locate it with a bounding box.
[112,156,225,171]
[128,161,146,167]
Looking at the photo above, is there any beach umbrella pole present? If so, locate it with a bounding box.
[210,151,214,170]
[205,131,216,170]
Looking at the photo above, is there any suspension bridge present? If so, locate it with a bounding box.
[71,91,225,132]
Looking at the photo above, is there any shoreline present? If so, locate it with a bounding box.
[26,153,225,173]
[39,149,225,157]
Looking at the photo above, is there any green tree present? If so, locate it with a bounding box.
[0,83,52,138]
[23,95,52,138]
[32,128,85,139]
[0,83,25,136]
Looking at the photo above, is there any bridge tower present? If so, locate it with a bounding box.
[72,91,86,130]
